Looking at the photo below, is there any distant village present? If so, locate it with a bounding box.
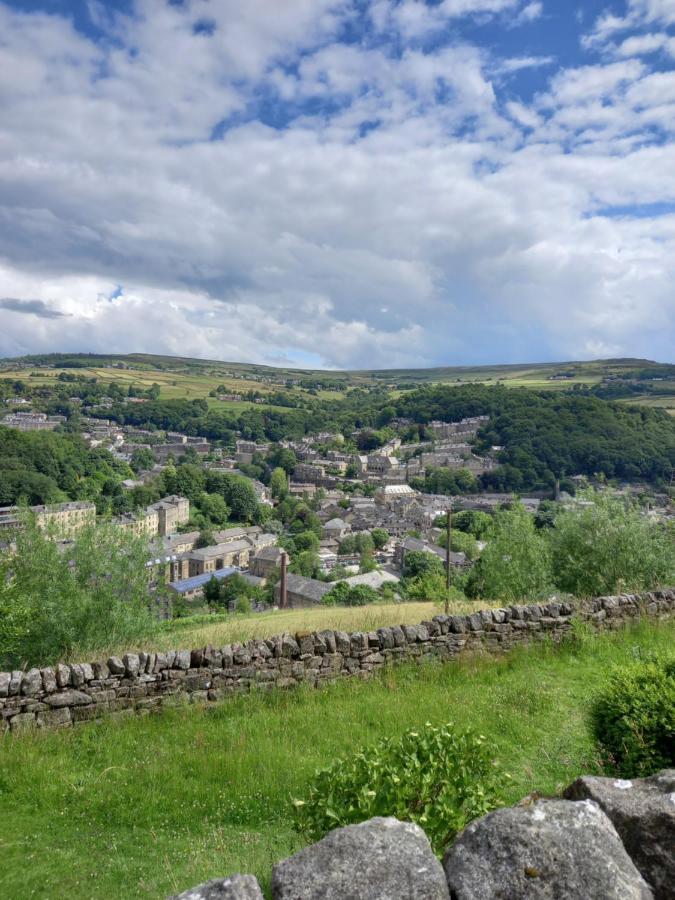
[2,387,673,622]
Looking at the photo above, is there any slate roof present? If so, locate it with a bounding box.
[169,567,238,594]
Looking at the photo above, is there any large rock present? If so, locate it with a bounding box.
[272,817,449,900]
[169,874,263,900]
[45,690,92,708]
[564,770,675,899]
[442,799,653,899]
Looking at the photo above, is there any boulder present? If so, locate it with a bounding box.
[272,817,449,900]
[443,799,653,899]
[564,770,675,899]
[169,874,264,900]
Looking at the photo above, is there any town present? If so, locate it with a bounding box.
[2,369,673,621]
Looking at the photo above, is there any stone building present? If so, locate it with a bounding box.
[0,411,66,432]
[250,545,284,579]
[148,495,190,536]
[0,501,96,537]
[273,573,332,608]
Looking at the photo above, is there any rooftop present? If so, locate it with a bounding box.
[169,567,238,594]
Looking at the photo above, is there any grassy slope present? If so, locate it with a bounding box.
[2,355,673,412]
[79,601,482,661]
[1,620,672,899]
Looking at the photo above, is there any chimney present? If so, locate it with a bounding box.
[279,551,288,609]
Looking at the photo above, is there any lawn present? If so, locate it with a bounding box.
[1,620,672,899]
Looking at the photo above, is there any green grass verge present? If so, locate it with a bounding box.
[1,620,672,899]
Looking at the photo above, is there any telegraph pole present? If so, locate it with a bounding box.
[445,505,452,615]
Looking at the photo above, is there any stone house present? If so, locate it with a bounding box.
[322,517,352,540]
[250,546,284,578]
[395,536,468,572]
[273,574,332,608]
[149,495,190,536]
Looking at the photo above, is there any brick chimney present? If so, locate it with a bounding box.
[279,551,288,609]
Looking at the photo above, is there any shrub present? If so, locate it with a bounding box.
[549,491,675,597]
[0,519,155,668]
[235,595,252,615]
[293,721,507,854]
[322,583,378,606]
[590,653,675,777]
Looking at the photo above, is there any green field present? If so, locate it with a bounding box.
[2,352,674,418]
[1,620,672,899]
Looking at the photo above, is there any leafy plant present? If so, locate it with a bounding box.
[549,491,675,597]
[293,721,507,854]
[590,653,675,777]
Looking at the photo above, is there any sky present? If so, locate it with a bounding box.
[0,0,674,369]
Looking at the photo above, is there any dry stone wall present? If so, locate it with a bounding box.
[1,588,673,734]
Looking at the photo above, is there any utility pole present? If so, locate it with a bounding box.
[445,506,452,615]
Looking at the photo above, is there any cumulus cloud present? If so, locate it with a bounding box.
[0,0,674,367]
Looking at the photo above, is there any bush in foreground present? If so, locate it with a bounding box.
[590,653,675,777]
[293,721,507,854]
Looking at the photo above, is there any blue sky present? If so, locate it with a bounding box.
[0,0,674,368]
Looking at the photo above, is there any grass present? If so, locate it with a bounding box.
[71,601,483,661]
[4,357,674,413]
[1,620,672,899]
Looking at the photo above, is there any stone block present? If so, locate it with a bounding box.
[443,799,652,900]
[10,712,37,731]
[41,667,57,693]
[37,707,72,728]
[107,656,125,675]
[272,817,449,900]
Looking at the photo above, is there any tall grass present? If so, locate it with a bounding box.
[1,621,672,899]
[73,600,485,661]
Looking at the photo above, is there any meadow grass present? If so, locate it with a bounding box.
[1,620,672,899]
[71,601,484,660]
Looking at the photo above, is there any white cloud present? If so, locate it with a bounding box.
[0,0,673,368]
[495,55,554,74]
[511,1,543,26]
[614,31,675,56]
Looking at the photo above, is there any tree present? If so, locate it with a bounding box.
[291,551,320,578]
[448,510,492,539]
[403,550,444,580]
[338,534,357,555]
[549,492,675,597]
[270,467,289,500]
[404,572,448,603]
[359,553,376,574]
[130,447,155,474]
[465,503,552,602]
[438,529,479,560]
[203,575,223,607]
[198,492,230,526]
[194,527,216,549]
[294,530,320,553]
[267,447,297,474]
[323,583,378,606]
[355,532,374,556]
[371,528,390,550]
[225,477,259,523]
[0,519,155,668]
